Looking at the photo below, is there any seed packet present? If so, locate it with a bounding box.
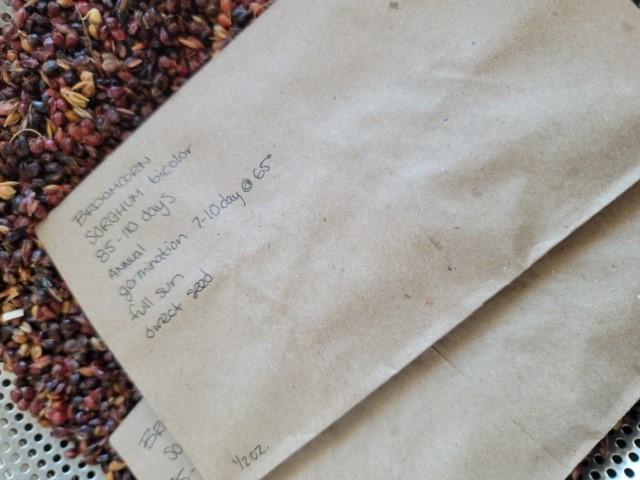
[38,0,640,477]
[112,184,640,480]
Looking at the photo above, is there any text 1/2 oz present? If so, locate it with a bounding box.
[232,444,269,471]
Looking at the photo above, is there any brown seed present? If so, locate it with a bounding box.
[60,88,90,109]
[82,81,96,97]
[221,0,234,15]
[87,8,103,25]
[88,24,100,40]
[249,2,265,15]
[12,331,28,344]
[73,107,93,119]
[73,73,96,98]
[61,301,71,314]
[124,57,143,69]
[31,356,52,370]
[77,366,95,377]
[0,184,17,201]
[30,345,43,360]
[18,343,30,357]
[131,41,146,52]
[3,111,21,127]
[18,322,32,333]
[89,336,106,351]
[101,53,122,74]
[0,99,19,116]
[217,13,232,28]
[108,461,127,472]
[178,36,205,49]
[79,71,96,97]
[64,110,81,122]
[214,25,229,40]
[20,37,34,53]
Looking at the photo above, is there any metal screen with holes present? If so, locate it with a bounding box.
[575,407,640,480]
[0,368,104,480]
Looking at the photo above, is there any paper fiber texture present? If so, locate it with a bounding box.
[114,357,568,480]
[112,183,640,479]
[266,183,640,480]
[38,0,640,478]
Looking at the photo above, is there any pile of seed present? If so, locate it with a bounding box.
[0,0,266,477]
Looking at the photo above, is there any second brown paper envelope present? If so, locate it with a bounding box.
[37,0,640,478]
[113,183,640,479]
[112,182,640,479]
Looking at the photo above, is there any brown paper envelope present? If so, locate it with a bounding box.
[111,183,640,479]
[430,190,640,471]
[110,400,205,480]
[112,352,570,480]
[37,0,640,477]
[267,183,640,480]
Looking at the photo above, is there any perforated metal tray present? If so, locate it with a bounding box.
[0,368,105,480]
[571,405,640,480]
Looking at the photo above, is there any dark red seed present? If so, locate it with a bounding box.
[14,7,27,27]
[52,31,65,48]
[9,388,22,403]
[14,361,28,376]
[52,111,65,126]
[47,2,61,17]
[158,56,176,69]
[52,426,69,438]
[29,399,44,416]
[107,86,125,99]
[44,138,58,152]
[78,118,93,132]
[68,124,83,141]
[111,28,126,41]
[61,136,76,154]
[48,409,69,426]
[29,136,45,154]
[22,386,35,401]
[65,32,80,49]
[43,36,56,54]
[54,128,65,144]
[83,395,98,410]
[83,133,103,146]
[55,98,68,111]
